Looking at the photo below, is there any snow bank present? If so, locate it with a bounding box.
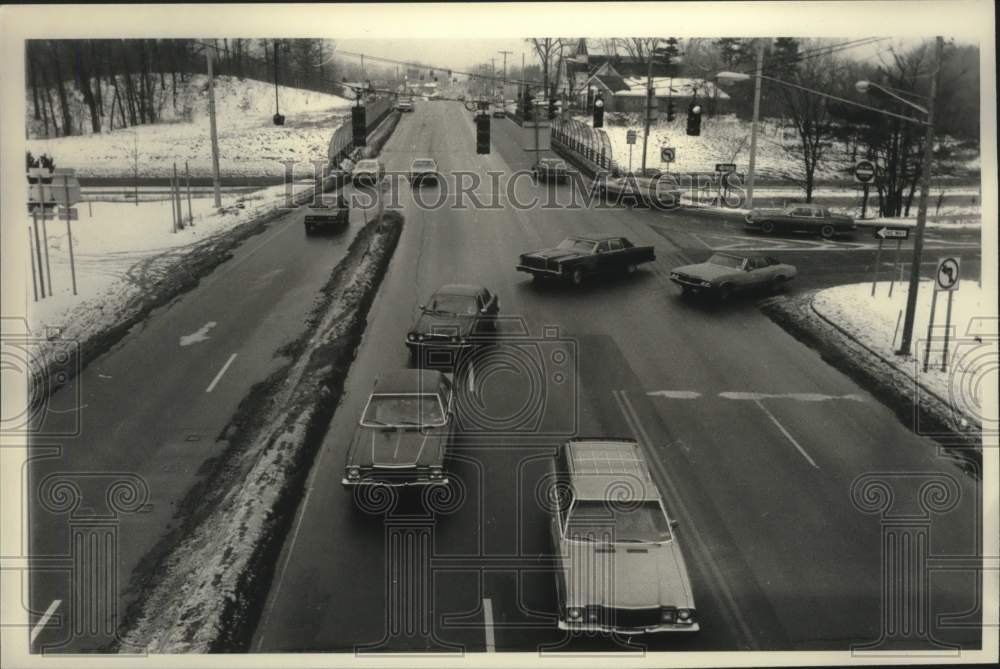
[27,76,352,179]
[812,280,996,427]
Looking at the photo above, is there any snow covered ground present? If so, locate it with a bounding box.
[27,76,352,179]
[26,182,312,342]
[812,280,996,425]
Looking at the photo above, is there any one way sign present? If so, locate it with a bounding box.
[873,226,909,240]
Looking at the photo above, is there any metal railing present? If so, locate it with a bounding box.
[328,97,395,164]
[550,117,621,176]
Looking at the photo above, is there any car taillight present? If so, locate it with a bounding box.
[429,466,443,480]
[346,466,360,480]
[566,607,583,621]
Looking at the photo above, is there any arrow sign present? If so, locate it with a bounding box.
[661,147,676,163]
[935,257,960,292]
[873,226,909,240]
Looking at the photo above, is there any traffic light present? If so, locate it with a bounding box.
[476,113,491,154]
[523,89,533,120]
[352,104,367,146]
[549,97,557,120]
[593,94,605,128]
[666,100,676,122]
[686,103,702,136]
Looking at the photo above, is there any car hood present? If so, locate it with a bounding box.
[350,426,447,468]
[672,263,739,282]
[563,540,695,609]
[411,312,475,337]
[523,248,584,262]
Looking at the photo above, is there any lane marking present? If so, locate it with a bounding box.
[612,390,757,649]
[719,391,865,403]
[179,321,217,347]
[483,597,496,653]
[468,359,476,393]
[752,398,820,469]
[647,390,703,399]
[31,599,61,644]
[205,353,237,393]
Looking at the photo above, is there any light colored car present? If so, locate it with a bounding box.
[352,159,384,187]
[549,439,699,634]
[342,369,454,488]
[409,158,440,187]
[396,97,415,112]
[669,253,797,299]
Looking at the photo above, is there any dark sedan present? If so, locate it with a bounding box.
[533,158,572,184]
[406,284,499,364]
[745,203,856,238]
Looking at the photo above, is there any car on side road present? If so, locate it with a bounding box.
[598,171,683,209]
[517,235,655,285]
[406,284,499,363]
[669,253,797,299]
[342,369,454,488]
[745,203,856,238]
[304,193,349,234]
[549,439,699,634]
[396,97,415,112]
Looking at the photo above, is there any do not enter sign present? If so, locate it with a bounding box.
[854,160,876,183]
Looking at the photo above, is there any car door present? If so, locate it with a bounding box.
[594,240,612,272]
[789,207,813,232]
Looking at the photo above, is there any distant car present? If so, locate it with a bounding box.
[669,253,797,299]
[492,105,506,118]
[745,203,856,238]
[532,158,572,183]
[342,369,454,488]
[396,98,414,112]
[599,172,682,209]
[457,94,466,101]
[409,158,440,187]
[352,159,384,187]
[550,439,699,634]
[303,193,348,234]
[517,234,655,286]
[406,284,499,363]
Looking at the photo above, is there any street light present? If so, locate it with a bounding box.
[855,79,930,115]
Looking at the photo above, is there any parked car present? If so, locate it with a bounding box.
[745,203,856,238]
[303,193,349,234]
[518,234,655,285]
[532,158,573,184]
[352,159,384,187]
[549,439,699,634]
[409,158,440,187]
[406,284,499,363]
[396,97,415,112]
[342,369,454,488]
[669,253,797,299]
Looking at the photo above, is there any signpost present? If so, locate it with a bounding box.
[873,226,910,297]
[855,160,876,220]
[924,257,960,372]
[715,163,737,173]
[626,130,636,172]
[660,147,675,163]
[715,163,736,206]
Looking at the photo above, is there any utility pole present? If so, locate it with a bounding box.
[273,39,281,118]
[746,39,765,210]
[206,47,222,208]
[897,35,943,356]
[640,55,653,173]
[499,50,512,98]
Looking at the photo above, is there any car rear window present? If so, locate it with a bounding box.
[566,500,671,543]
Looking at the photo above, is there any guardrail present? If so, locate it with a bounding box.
[550,117,622,177]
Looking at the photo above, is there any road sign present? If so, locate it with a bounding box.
[715,163,736,173]
[58,208,79,221]
[854,160,876,183]
[626,129,637,145]
[935,257,960,292]
[660,147,676,163]
[873,226,909,240]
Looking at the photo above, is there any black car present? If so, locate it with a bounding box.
[517,234,656,285]
[406,284,499,364]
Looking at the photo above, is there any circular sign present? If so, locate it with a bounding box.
[854,160,876,183]
[660,147,675,163]
[935,257,960,291]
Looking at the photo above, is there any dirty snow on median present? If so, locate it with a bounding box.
[27,76,352,179]
[812,280,996,426]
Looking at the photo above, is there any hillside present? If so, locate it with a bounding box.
[26,76,353,179]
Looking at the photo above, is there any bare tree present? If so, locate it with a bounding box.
[527,38,564,99]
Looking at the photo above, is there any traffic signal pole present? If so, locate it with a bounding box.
[640,57,653,173]
[746,39,764,210]
[896,35,943,356]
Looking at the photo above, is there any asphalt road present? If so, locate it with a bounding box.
[252,101,982,653]
[28,184,367,651]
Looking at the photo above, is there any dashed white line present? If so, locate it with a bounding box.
[205,353,237,393]
[647,390,703,399]
[752,398,820,469]
[719,391,865,402]
[482,597,496,653]
[31,599,61,644]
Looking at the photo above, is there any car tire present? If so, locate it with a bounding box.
[571,269,584,286]
[771,275,787,293]
[718,284,733,301]
[761,220,775,234]
[820,224,835,239]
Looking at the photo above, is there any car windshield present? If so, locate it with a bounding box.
[566,500,671,543]
[426,293,478,316]
[707,254,745,269]
[413,160,435,169]
[557,238,596,253]
[540,159,562,167]
[356,161,378,172]
[362,394,446,427]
